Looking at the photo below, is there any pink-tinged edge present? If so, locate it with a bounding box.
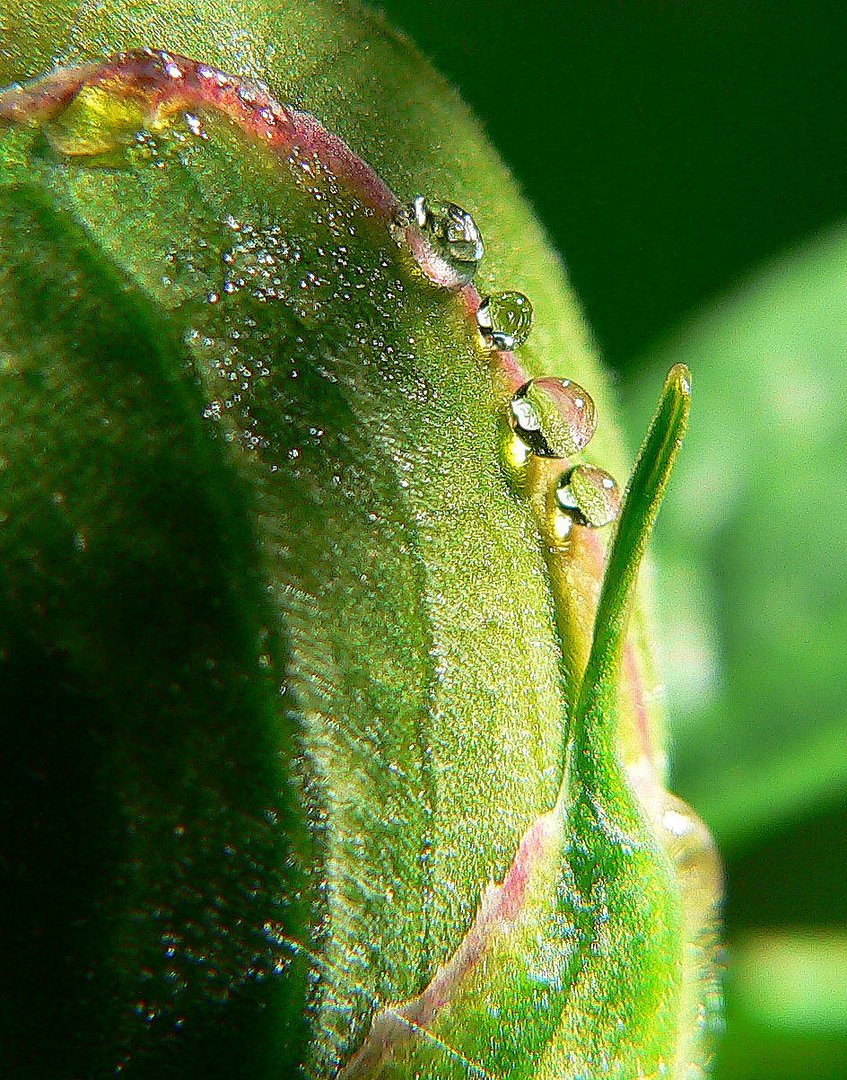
[0,48,539,388]
[0,49,639,718]
[339,810,560,1078]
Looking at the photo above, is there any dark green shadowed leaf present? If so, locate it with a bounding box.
[0,181,313,1077]
[0,42,572,1076]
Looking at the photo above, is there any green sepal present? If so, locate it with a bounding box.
[340,366,720,1079]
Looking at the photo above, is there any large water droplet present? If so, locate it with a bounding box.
[509,377,597,458]
[410,195,484,284]
[555,464,620,527]
[477,291,534,350]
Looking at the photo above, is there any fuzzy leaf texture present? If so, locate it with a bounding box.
[0,3,721,1078]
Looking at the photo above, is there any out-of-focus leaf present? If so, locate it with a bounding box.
[715,931,847,1080]
[626,227,847,849]
[731,931,847,1033]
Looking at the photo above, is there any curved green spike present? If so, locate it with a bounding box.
[573,362,692,762]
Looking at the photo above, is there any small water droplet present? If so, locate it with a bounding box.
[555,464,621,528]
[477,291,533,350]
[509,377,597,458]
[669,362,692,396]
[407,195,484,284]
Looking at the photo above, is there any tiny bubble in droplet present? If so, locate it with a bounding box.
[184,113,204,137]
[477,291,533,350]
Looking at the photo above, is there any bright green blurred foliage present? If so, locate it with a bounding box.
[629,228,847,847]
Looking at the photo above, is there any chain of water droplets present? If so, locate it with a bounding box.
[395,195,622,531]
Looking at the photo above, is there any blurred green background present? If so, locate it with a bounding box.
[375,2,847,1077]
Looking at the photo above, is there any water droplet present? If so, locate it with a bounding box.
[409,195,484,284]
[477,291,533,350]
[555,464,621,528]
[508,377,597,458]
[654,789,723,1071]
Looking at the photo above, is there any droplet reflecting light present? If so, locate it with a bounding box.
[509,377,597,458]
[477,291,533,350]
[404,195,484,285]
[555,464,621,528]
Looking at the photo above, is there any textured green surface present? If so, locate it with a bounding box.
[0,3,714,1077]
[339,370,705,1079]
